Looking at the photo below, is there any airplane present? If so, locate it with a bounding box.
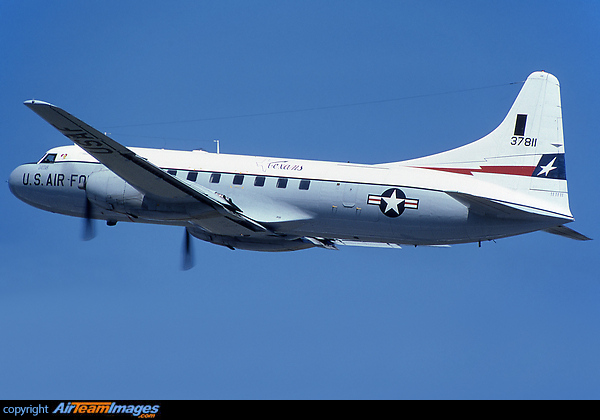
[8,71,590,269]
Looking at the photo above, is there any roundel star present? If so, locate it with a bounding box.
[368,188,419,217]
[381,189,405,215]
[377,188,407,217]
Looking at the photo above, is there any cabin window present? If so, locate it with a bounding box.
[299,179,311,190]
[254,176,265,187]
[209,173,221,184]
[40,154,57,164]
[276,178,288,189]
[187,171,198,182]
[167,169,177,176]
[233,174,244,185]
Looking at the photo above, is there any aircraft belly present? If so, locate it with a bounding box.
[464,213,562,242]
[278,186,555,245]
[276,187,473,244]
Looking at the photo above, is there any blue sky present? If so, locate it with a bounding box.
[1,1,599,399]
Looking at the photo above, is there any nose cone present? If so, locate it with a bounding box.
[8,164,46,209]
[8,165,27,202]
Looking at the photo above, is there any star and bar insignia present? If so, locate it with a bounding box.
[367,188,419,218]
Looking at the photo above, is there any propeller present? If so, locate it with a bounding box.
[182,227,194,270]
[82,193,96,241]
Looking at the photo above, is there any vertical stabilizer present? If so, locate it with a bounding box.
[399,71,572,219]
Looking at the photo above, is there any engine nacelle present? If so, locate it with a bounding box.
[85,169,144,212]
[85,169,205,221]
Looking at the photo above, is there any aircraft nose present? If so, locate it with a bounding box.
[8,164,42,206]
[8,165,28,201]
[9,166,22,195]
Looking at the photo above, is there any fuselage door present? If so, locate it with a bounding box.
[342,183,357,208]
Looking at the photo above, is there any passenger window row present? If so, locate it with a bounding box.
[166,170,310,190]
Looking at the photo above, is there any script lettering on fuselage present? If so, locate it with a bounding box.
[257,159,303,172]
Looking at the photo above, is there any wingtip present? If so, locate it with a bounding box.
[23,99,54,107]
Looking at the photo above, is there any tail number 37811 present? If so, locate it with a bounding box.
[510,136,537,147]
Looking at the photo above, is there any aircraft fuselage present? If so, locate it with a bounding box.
[9,72,589,253]
[9,144,564,250]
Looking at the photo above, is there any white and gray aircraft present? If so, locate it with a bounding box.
[9,71,590,268]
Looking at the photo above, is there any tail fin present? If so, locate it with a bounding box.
[400,71,572,219]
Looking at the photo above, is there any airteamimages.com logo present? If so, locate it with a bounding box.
[2,402,161,418]
[53,402,160,417]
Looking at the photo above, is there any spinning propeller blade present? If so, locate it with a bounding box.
[182,228,194,270]
[82,194,95,241]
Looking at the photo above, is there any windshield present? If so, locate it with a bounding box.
[39,153,57,164]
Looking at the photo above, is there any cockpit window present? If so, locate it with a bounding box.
[39,153,57,164]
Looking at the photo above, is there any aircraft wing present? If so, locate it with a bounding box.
[24,100,269,233]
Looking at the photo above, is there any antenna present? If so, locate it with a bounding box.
[214,139,220,154]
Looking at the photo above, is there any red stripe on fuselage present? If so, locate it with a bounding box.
[414,166,536,177]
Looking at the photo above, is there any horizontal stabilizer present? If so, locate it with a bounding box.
[543,225,591,241]
[446,191,572,220]
[446,191,536,219]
